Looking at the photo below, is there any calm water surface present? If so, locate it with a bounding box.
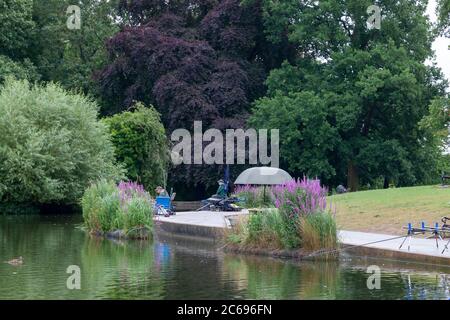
[1,215,450,300]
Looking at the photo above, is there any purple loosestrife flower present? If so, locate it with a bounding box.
[117,181,152,213]
[272,176,328,217]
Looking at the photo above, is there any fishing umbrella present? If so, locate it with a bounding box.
[234,167,292,185]
[234,167,293,201]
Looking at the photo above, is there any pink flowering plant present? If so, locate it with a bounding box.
[272,177,328,217]
[264,178,326,248]
[117,181,151,210]
[228,177,337,251]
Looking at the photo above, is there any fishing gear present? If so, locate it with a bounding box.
[399,219,450,253]
[306,218,450,259]
[304,234,407,259]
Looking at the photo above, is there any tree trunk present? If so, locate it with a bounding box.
[347,160,359,192]
[383,177,389,189]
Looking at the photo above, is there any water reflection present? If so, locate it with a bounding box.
[1,215,450,300]
[80,237,164,299]
[220,256,340,299]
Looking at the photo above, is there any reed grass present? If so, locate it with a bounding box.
[81,180,154,238]
[299,212,338,252]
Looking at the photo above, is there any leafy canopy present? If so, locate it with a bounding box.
[30,0,120,95]
[251,0,448,189]
[103,103,169,192]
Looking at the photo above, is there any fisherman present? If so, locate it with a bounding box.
[155,186,169,197]
[215,179,227,198]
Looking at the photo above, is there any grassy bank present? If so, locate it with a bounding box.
[330,185,450,234]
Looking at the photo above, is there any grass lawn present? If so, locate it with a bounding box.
[329,185,450,235]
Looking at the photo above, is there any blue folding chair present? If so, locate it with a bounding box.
[154,194,176,216]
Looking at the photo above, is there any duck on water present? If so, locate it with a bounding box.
[4,257,23,266]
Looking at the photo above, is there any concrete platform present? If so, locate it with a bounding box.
[154,210,247,238]
[339,230,450,265]
[153,211,450,264]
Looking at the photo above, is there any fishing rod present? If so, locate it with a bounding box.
[304,234,409,259]
[307,220,450,258]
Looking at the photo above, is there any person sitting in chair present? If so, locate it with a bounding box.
[155,186,168,197]
[215,179,227,198]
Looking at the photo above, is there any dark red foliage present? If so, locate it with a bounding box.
[97,0,288,195]
[200,0,259,57]
[99,1,267,130]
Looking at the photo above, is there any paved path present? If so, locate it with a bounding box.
[154,211,450,262]
[154,210,249,228]
[155,211,232,228]
[339,230,450,260]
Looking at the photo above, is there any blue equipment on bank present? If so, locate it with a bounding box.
[156,196,171,210]
[154,191,176,217]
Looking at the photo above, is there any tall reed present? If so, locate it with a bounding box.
[82,180,154,238]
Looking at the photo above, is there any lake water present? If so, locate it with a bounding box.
[1,214,450,300]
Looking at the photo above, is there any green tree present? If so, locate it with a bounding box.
[250,90,338,181]
[437,0,450,37]
[104,104,169,192]
[420,97,450,176]
[0,55,39,83]
[0,0,35,58]
[251,0,448,190]
[30,0,119,95]
[0,0,39,84]
[0,79,123,206]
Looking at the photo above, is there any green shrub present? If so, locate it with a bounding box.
[124,196,154,237]
[279,215,302,249]
[103,103,169,192]
[81,180,154,238]
[0,79,124,206]
[272,178,330,249]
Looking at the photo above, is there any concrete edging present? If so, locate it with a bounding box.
[155,219,224,239]
[152,212,450,265]
[341,244,450,266]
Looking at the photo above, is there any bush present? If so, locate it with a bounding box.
[103,103,169,193]
[0,79,123,206]
[82,180,154,238]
